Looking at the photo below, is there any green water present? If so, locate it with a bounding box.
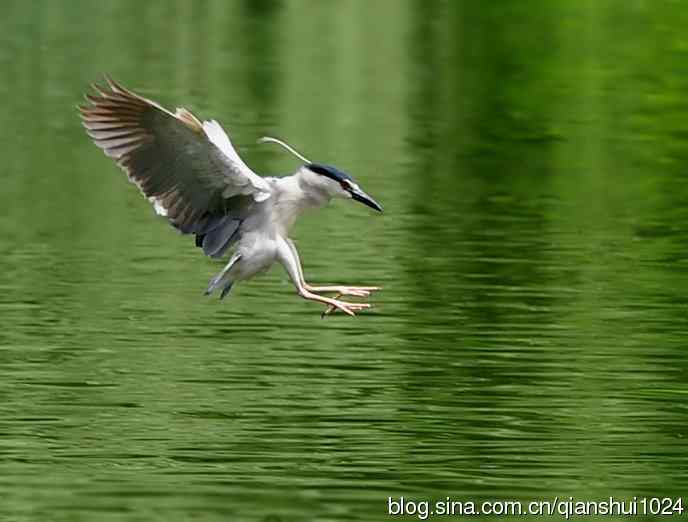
[1,1,687,520]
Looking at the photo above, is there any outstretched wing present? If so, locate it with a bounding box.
[79,77,271,236]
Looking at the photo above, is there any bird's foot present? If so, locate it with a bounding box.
[321,294,371,318]
[309,285,381,298]
[334,286,380,298]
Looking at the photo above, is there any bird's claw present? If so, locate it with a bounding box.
[321,293,372,318]
[336,286,381,297]
[311,285,381,298]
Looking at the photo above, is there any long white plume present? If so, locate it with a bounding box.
[257,136,311,163]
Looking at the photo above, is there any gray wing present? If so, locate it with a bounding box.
[79,77,271,244]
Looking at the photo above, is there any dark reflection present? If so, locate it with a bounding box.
[0,1,687,520]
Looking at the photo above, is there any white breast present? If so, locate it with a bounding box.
[234,233,279,280]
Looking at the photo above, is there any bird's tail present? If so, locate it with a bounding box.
[219,281,234,300]
[204,252,242,299]
[205,275,233,299]
[195,216,242,258]
[204,273,227,296]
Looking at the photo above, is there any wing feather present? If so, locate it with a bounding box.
[79,76,270,234]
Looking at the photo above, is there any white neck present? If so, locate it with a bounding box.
[272,168,332,234]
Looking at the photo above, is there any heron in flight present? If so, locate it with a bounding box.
[79,77,382,317]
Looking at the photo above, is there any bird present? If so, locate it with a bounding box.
[79,77,383,317]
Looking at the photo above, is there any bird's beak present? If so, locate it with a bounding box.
[349,186,383,212]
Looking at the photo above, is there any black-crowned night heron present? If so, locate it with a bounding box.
[79,77,383,317]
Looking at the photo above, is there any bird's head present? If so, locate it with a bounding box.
[257,136,383,212]
[303,163,383,212]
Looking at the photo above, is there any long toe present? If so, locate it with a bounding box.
[345,289,371,297]
[335,298,370,307]
[321,299,371,318]
[327,299,356,317]
[341,286,381,297]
